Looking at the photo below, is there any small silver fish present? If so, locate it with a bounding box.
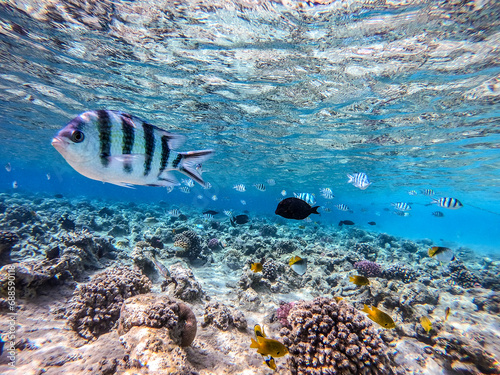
[150,254,171,279]
[266,179,276,186]
[168,209,181,217]
[320,188,334,199]
[391,202,411,211]
[335,204,350,211]
[211,195,218,201]
[253,183,266,192]
[233,184,246,192]
[430,197,463,209]
[5,163,11,172]
[347,172,371,190]
[294,192,316,205]
[179,186,190,193]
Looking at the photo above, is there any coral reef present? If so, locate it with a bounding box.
[207,238,220,249]
[351,243,378,261]
[262,259,279,281]
[261,224,278,237]
[382,263,417,283]
[118,293,197,347]
[173,230,204,260]
[66,266,151,340]
[274,239,298,254]
[280,297,394,375]
[162,263,206,302]
[448,260,480,288]
[202,301,247,331]
[0,230,19,265]
[276,301,294,328]
[354,260,382,277]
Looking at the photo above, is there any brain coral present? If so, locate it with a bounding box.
[280,297,394,375]
[66,266,151,340]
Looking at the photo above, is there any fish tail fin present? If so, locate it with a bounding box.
[349,276,354,282]
[250,338,259,349]
[338,221,344,227]
[230,217,236,227]
[311,206,320,215]
[347,174,353,183]
[425,198,438,207]
[362,304,371,314]
[176,150,214,186]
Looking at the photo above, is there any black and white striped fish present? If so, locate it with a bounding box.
[335,204,350,211]
[347,172,372,190]
[253,183,266,192]
[52,110,213,188]
[421,188,435,196]
[429,197,463,210]
[391,202,412,211]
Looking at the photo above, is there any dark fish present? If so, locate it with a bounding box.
[275,197,320,220]
[0,335,4,355]
[339,220,355,226]
[231,214,249,226]
[54,193,64,198]
[432,211,444,217]
[368,221,376,225]
[203,210,219,215]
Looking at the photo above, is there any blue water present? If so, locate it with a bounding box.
[1,0,499,255]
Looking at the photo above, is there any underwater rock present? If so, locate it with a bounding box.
[0,230,19,265]
[202,301,247,331]
[173,230,204,260]
[131,242,156,278]
[3,205,35,227]
[59,213,76,231]
[398,282,439,307]
[260,224,278,237]
[224,249,243,270]
[237,288,262,312]
[66,266,152,340]
[280,297,394,374]
[119,326,197,374]
[473,291,500,314]
[354,260,382,277]
[60,230,117,263]
[118,293,197,347]
[162,263,206,302]
[377,233,397,248]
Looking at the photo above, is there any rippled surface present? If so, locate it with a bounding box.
[1,0,499,195]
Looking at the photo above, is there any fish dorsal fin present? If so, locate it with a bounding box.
[156,131,186,150]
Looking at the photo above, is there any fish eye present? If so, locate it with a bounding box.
[71,130,85,143]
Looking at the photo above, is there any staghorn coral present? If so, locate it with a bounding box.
[448,260,480,288]
[382,263,417,283]
[118,293,197,347]
[202,301,247,331]
[0,230,19,265]
[66,266,151,340]
[173,230,203,260]
[280,297,394,375]
[354,260,381,277]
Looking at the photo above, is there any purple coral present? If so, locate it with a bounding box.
[354,260,381,277]
[207,238,219,249]
[277,301,295,328]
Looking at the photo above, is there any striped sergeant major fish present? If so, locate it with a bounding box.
[335,204,352,212]
[253,183,266,192]
[429,197,463,210]
[347,172,371,190]
[52,110,213,188]
[391,202,412,211]
[421,188,435,196]
[294,192,316,206]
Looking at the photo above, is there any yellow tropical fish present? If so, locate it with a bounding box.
[444,307,450,322]
[254,324,266,338]
[250,325,288,357]
[263,355,276,370]
[251,262,263,272]
[362,304,395,329]
[334,296,343,302]
[420,316,432,333]
[349,275,370,286]
[428,246,454,262]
